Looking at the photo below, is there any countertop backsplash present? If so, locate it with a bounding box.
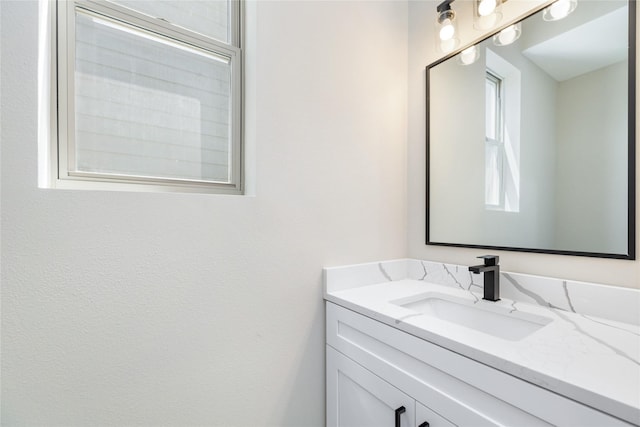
[326,258,640,326]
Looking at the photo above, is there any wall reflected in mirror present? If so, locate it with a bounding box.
[427,0,635,258]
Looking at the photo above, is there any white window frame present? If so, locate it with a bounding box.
[485,70,505,210]
[40,0,243,194]
[485,48,521,213]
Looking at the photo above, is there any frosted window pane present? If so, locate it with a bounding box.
[108,0,229,43]
[485,78,497,140]
[74,11,232,183]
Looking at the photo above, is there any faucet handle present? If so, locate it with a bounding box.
[477,255,499,266]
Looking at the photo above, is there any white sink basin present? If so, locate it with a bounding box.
[391,293,553,341]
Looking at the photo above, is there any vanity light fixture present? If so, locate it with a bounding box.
[436,0,460,52]
[543,0,577,21]
[474,0,503,30]
[458,45,480,65]
[492,23,521,46]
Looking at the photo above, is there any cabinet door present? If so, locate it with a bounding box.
[326,303,556,427]
[327,346,415,427]
[415,402,455,427]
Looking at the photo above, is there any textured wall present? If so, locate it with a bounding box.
[0,1,408,425]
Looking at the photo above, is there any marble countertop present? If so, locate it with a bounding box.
[324,259,640,425]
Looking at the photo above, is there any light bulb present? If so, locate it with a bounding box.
[439,19,455,41]
[543,0,577,21]
[459,46,479,65]
[474,0,502,30]
[499,26,517,44]
[436,8,458,51]
[549,0,571,19]
[493,23,521,46]
[478,0,497,17]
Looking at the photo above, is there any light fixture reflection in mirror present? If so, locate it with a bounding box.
[543,0,578,21]
[493,23,521,46]
[458,45,480,65]
[426,0,635,259]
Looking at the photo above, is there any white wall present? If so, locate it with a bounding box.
[408,0,640,289]
[554,60,628,254]
[0,1,408,425]
[428,51,485,243]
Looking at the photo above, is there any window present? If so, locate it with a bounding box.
[484,48,521,213]
[485,71,504,208]
[42,0,243,194]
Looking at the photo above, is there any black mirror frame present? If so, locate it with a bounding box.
[426,0,636,260]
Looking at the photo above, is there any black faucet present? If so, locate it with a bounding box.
[469,255,500,302]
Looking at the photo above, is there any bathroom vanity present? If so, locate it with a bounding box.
[324,259,640,426]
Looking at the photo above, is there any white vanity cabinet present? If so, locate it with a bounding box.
[327,346,417,427]
[327,345,454,427]
[326,302,634,427]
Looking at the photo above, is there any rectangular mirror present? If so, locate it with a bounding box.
[426,0,636,259]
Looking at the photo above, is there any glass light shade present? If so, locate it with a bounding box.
[437,9,457,40]
[458,45,480,65]
[478,0,497,16]
[474,0,502,30]
[492,23,522,46]
[436,9,460,52]
[542,0,577,21]
[439,20,455,40]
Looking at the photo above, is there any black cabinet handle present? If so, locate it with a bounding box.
[394,406,406,427]
[418,422,430,427]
